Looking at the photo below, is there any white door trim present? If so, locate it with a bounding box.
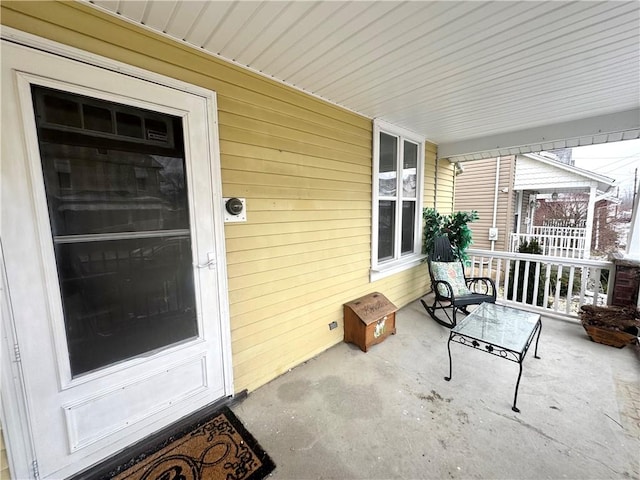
[1,242,37,479]
[0,26,234,479]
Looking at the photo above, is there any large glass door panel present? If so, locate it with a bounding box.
[32,86,198,376]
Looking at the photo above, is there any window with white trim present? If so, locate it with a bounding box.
[371,120,425,280]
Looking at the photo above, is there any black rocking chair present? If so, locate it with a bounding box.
[421,236,496,328]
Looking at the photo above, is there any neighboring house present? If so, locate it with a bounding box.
[0,4,455,479]
[592,196,625,253]
[454,153,615,258]
[453,155,516,252]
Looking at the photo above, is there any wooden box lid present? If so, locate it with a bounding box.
[344,292,397,325]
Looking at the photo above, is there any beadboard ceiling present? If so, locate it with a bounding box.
[86,0,640,160]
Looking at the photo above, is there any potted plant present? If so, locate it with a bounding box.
[578,304,640,348]
[422,208,478,262]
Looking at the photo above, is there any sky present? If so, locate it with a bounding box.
[570,138,640,197]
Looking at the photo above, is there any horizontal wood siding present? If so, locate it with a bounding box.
[454,156,515,251]
[1,2,450,393]
[435,159,455,215]
[0,426,9,480]
[423,142,438,208]
[514,156,591,190]
[497,156,516,250]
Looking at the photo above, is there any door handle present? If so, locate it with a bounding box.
[195,252,216,269]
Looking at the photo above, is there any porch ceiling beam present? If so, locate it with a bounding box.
[438,109,640,161]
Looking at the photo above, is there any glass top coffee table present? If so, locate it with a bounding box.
[444,302,542,413]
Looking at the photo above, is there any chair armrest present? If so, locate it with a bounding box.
[466,277,497,297]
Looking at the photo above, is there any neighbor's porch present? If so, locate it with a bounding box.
[508,154,618,260]
[232,299,639,479]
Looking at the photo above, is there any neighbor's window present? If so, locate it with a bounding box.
[372,119,424,280]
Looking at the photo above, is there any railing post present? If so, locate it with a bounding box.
[606,263,615,306]
[584,185,596,259]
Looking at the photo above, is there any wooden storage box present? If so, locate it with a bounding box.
[344,292,397,352]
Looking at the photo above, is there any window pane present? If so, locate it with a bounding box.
[116,111,144,138]
[42,94,81,128]
[83,104,113,133]
[379,133,397,196]
[32,86,198,377]
[56,236,197,376]
[401,201,416,254]
[378,200,396,261]
[403,141,418,197]
[38,143,189,236]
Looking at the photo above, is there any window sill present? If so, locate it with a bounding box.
[370,254,426,282]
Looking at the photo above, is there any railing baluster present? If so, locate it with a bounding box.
[521,261,530,303]
[566,266,575,314]
[495,258,503,300]
[532,262,541,307]
[579,267,588,305]
[512,260,521,302]
[554,265,563,312]
[503,259,511,302]
[543,263,552,309]
[591,268,600,306]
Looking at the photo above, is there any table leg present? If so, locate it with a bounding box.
[534,320,542,359]
[512,361,523,413]
[512,320,541,413]
[444,333,453,381]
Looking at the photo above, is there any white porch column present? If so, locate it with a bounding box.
[515,191,523,234]
[584,184,596,259]
[626,183,640,260]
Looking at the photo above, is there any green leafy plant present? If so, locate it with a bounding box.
[422,208,479,262]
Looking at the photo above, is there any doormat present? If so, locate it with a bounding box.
[103,406,275,480]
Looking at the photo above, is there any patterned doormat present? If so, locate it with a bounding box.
[103,406,275,480]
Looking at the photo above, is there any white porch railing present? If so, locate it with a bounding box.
[509,226,587,259]
[531,226,587,237]
[466,248,614,319]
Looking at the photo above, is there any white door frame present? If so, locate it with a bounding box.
[0,26,234,479]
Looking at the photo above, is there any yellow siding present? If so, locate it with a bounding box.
[436,159,456,214]
[423,142,439,208]
[0,425,9,480]
[1,1,451,393]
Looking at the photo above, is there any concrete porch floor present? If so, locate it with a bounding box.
[233,300,640,480]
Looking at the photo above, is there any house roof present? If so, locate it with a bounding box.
[85,0,640,160]
[520,153,616,193]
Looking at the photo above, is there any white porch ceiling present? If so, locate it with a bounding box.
[86,0,640,160]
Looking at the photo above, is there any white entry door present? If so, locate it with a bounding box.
[1,40,232,479]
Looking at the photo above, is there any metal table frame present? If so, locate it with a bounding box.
[444,303,542,413]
